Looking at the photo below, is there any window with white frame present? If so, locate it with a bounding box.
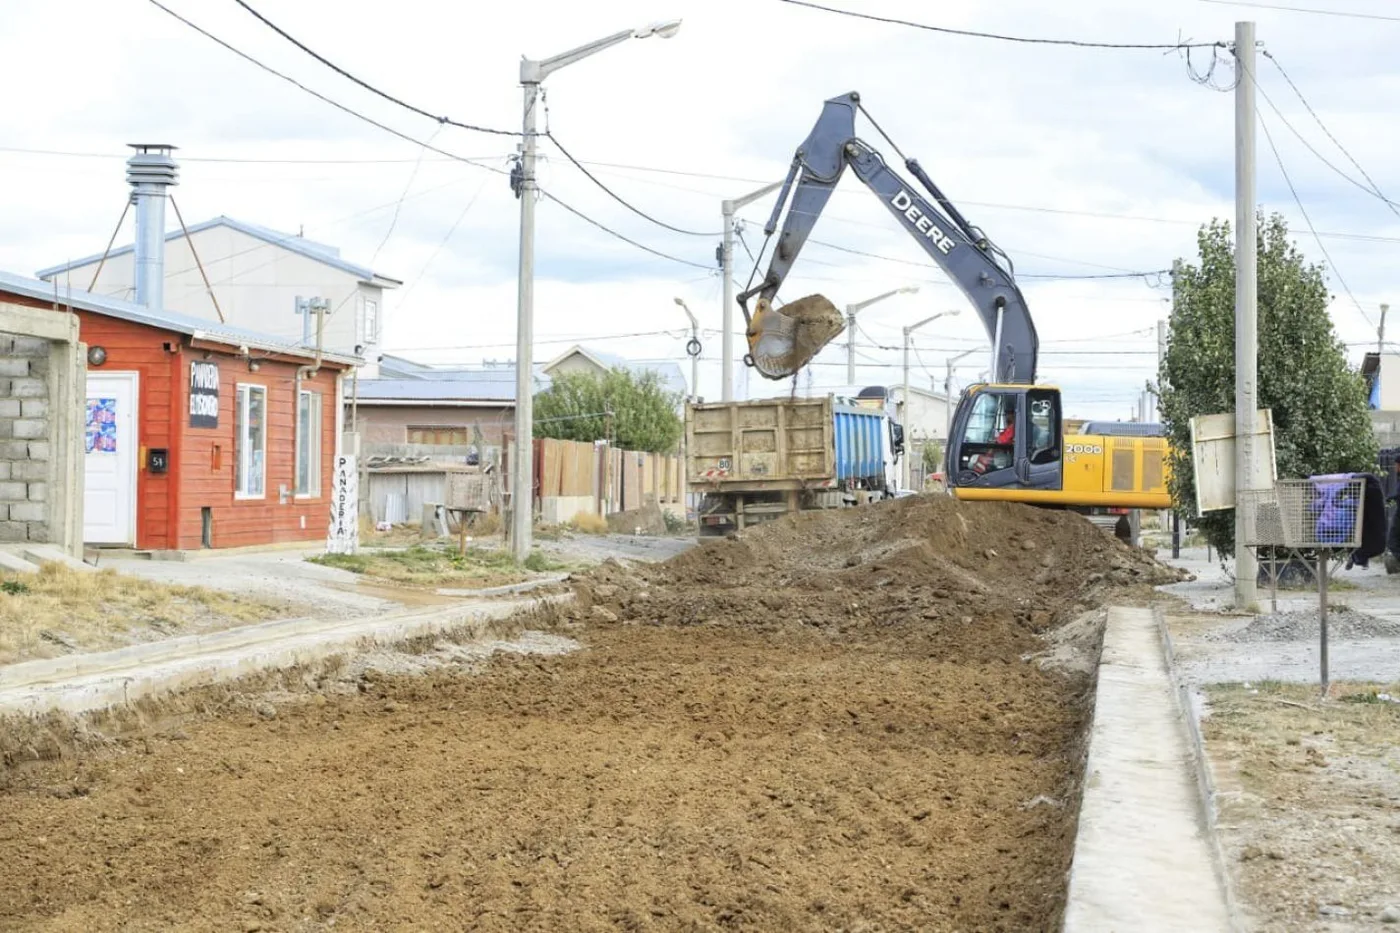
[235,384,267,498]
[296,389,322,497]
[364,297,379,343]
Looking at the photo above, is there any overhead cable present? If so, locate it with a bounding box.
[229,0,519,135]
[544,133,721,237]
[777,0,1226,50]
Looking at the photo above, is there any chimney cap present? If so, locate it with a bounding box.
[127,143,178,152]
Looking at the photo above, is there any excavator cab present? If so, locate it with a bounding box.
[946,385,1063,495]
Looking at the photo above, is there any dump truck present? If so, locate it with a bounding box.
[686,392,904,536]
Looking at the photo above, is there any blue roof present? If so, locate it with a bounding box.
[356,371,549,403]
[0,268,360,366]
[36,215,401,286]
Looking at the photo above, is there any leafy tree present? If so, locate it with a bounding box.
[533,368,683,453]
[1159,213,1376,553]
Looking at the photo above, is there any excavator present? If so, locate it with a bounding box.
[737,91,1170,511]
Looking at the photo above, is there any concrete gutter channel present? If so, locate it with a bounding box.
[0,593,570,716]
[1063,605,1241,932]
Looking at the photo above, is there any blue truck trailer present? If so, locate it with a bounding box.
[686,394,905,536]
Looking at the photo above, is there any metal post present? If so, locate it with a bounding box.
[720,182,782,402]
[1380,302,1389,357]
[1156,318,1167,422]
[721,201,736,402]
[1234,20,1260,610]
[511,77,539,562]
[1319,552,1329,695]
[690,323,699,401]
[902,329,911,492]
[847,309,857,385]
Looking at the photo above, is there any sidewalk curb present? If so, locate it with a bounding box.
[0,594,570,716]
[1155,605,1245,932]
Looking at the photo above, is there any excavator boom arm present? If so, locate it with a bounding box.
[741,92,1038,384]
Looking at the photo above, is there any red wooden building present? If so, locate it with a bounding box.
[0,270,356,551]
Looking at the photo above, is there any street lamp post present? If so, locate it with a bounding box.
[944,348,977,448]
[511,18,681,561]
[673,297,700,401]
[901,310,960,491]
[720,182,781,401]
[845,286,919,385]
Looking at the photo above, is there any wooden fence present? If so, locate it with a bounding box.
[504,437,683,522]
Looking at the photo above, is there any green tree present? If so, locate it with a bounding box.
[533,368,683,453]
[1160,213,1376,552]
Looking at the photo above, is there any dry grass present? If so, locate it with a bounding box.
[309,545,566,589]
[0,564,293,665]
[1203,681,1400,927]
[567,511,610,534]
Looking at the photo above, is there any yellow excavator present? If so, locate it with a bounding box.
[736,91,1170,511]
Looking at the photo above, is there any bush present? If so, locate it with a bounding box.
[568,511,610,534]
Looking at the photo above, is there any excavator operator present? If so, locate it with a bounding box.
[969,419,1015,475]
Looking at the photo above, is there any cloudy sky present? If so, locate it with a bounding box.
[2,0,1397,419]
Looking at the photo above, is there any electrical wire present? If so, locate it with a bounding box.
[370,128,442,267]
[392,174,495,314]
[535,189,711,269]
[1262,52,1400,217]
[1257,109,1374,329]
[229,0,519,135]
[1197,0,1400,22]
[777,0,1227,49]
[0,145,498,164]
[144,0,509,176]
[805,237,1167,281]
[544,133,721,237]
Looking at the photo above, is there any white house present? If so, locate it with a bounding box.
[38,216,400,377]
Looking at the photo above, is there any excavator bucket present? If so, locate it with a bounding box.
[746,294,845,379]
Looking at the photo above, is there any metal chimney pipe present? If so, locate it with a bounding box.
[126,143,179,311]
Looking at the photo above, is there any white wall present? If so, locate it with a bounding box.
[1381,354,1400,410]
[43,225,386,371]
[893,386,952,445]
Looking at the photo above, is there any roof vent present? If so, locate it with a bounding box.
[126,144,179,311]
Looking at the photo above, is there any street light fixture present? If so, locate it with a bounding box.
[510,19,681,561]
[720,182,782,401]
[845,286,919,384]
[674,297,701,400]
[943,348,978,445]
[901,310,960,491]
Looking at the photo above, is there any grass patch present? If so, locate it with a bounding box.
[309,544,565,589]
[0,563,292,664]
[568,511,609,535]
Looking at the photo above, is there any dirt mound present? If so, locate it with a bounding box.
[570,496,1177,650]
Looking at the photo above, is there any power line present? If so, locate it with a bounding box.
[393,174,495,314]
[778,0,1227,49]
[1257,109,1375,329]
[1197,0,1400,22]
[143,0,509,176]
[806,237,1167,281]
[544,133,721,237]
[0,145,494,165]
[229,0,519,136]
[1261,52,1400,217]
[536,189,711,270]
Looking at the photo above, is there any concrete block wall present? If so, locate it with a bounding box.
[0,333,54,543]
[0,303,85,557]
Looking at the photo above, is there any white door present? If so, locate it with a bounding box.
[83,372,139,545]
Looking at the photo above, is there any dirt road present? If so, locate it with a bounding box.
[0,497,1172,932]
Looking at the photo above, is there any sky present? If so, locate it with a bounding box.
[2,0,1399,420]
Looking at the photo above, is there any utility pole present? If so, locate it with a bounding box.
[674,297,700,400]
[1379,303,1389,357]
[1234,20,1259,610]
[1156,318,1167,422]
[944,348,977,452]
[720,183,781,401]
[510,20,681,562]
[902,311,959,491]
[844,286,919,385]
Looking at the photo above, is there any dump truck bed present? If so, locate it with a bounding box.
[686,396,889,492]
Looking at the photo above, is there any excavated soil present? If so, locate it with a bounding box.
[0,496,1176,933]
[748,294,845,377]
